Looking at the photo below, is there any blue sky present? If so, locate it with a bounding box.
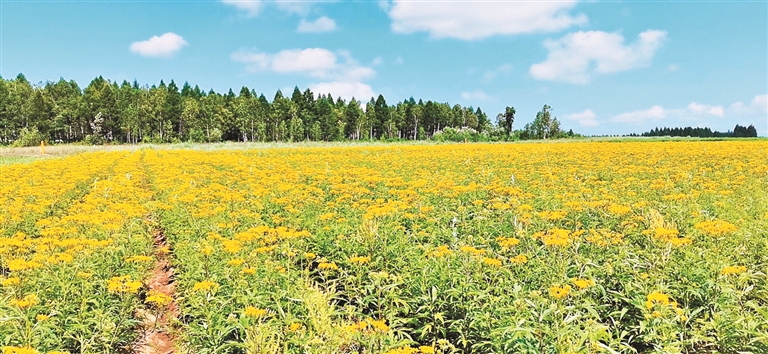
[1,0,766,135]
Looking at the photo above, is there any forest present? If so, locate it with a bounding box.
[0,74,507,146]
[626,125,759,138]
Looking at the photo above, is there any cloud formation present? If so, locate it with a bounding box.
[611,102,730,124]
[232,48,376,101]
[483,64,512,82]
[220,0,263,17]
[386,1,587,40]
[460,90,495,102]
[129,33,187,58]
[730,94,768,116]
[298,16,337,33]
[530,30,667,84]
[310,81,375,102]
[564,109,599,127]
[221,0,319,17]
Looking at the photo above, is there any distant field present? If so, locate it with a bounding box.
[1,141,767,353]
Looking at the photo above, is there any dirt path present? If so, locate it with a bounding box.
[134,225,178,354]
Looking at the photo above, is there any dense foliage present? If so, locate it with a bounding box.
[0,74,502,145]
[2,141,767,353]
[627,125,759,138]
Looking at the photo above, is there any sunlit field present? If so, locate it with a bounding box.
[1,141,767,354]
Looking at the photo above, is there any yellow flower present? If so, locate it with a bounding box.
[350,256,371,265]
[304,252,317,260]
[287,322,304,332]
[429,245,452,258]
[244,306,267,318]
[510,254,528,265]
[222,240,243,254]
[192,280,219,292]
[2,346,39,354]
[419,346,435,354]
[2,277,20,286]
[9,294,38,309]
[368,318,389,332]
[571,278,596,290]
[107,276,142,294]
[695,220,737,236]
[482,257,502,267]
[318,262,338,271]
[459,245,485,256]
[146,291,173,307]
[227,258,245,266]
[36,314,50,322]
[549,285,571,299]
[201,246,214,256]
[496,237,520,248]
[7,259,42,272]
[76,272,93,279]
[721,265,747,276]
[241,267,256,274]
[536,228,573,247]
[646,291,670,309]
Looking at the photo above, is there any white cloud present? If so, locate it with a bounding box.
[687,102,724,117]
[730,94,768,115]
[221,0,320,17]
[298,16,337,33]
[372,57,383,66]
[221,0,263,17]
[530,30,667,84]
[460,90,496,102]
[668,64,679,72]
[310,81,375,101]
[272,48,337,74]
[612,101,728,124]
[232,48,375,81]
[611,106,667,124]
[754,94,768,113]
[129,33,187,58]
[233,47,376,101]
[564,109,599,127]
[387,1,587,40]
[394,56,404,65]
[274,0,314,15]
[483,64,513,82]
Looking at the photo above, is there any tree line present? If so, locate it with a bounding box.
[626,125,758,138]
[0,73,513,146]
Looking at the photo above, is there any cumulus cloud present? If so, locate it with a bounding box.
[611,102,727,124]
[687,102,724,117]
[483,64,512,82]
[310,82,375,102]
[232,48,374,81]
[129,33,187,58]
[530,30,667,84]
[221,0,263,17]
[730,94,768,115]
[386,1,587,40]
[564,109,599,127]
[460,90,496,102]
[611,106,666,124]
[298,16,337,33]
[222,0,324,17]
[232,47,376,101]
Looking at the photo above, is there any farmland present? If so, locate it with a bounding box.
[1,141,767,353]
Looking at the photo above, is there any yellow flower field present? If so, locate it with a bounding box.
[1,141,767,353]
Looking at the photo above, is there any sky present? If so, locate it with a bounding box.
[1,0,766,136]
